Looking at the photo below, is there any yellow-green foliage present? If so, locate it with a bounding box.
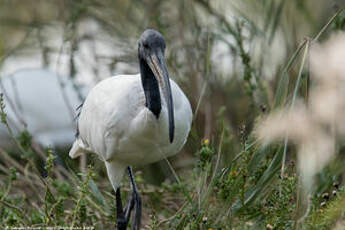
[306,188,345,230]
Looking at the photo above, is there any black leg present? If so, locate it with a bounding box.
[116,188,128,230]
[115,167,142,230]
[126,166,142,230]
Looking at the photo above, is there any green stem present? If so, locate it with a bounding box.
[280,40,310,194]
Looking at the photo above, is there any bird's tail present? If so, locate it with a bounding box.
[69,139,84,159]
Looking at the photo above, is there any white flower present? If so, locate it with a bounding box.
[256,31,345,191]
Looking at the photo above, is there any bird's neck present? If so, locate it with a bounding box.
[139,58,162,119]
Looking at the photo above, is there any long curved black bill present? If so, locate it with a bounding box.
[146,51,175,143]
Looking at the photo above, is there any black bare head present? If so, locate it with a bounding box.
[138,29,174,143]
[138,29,166,62]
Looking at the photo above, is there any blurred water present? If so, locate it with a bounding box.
[0,68,87,149]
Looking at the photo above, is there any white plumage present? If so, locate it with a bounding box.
[69,74,192,188]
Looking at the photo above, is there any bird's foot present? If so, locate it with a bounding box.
[117,217,128,230]
[116,167,142,230]
[126,167,142,230]
[130,190,142,230]
[123,189,141,230]
[116,188,129,230]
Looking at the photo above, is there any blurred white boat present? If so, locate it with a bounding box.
[0,68,86,149]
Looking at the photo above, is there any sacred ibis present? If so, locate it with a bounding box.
[69,29,192,229]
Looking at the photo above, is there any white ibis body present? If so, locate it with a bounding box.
[69,29,192,230]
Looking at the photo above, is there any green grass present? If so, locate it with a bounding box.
[0,133,343,229]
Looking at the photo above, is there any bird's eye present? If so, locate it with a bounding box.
[143,42,149,48]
